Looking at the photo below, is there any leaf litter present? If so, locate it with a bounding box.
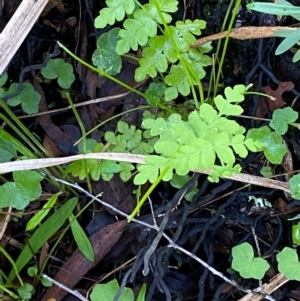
[1,1,300,301]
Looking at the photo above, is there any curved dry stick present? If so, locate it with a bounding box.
[194,26,297,46]
[238,273,288,301]
[0,153,291,194]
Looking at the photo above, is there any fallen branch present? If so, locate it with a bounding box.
[194,26,296,46]
[57,178,277,301]
[238,273,288,301]
[0,153,290,194]
[0,0,49,75]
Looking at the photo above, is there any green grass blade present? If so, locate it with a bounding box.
[8,197,78,281]
[69,213,94,261]
[247,3,300,15]
[275,28,300,55]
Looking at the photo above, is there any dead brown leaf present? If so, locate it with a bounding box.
[261,81,294,112]
[92,175,135,214]
[32,71,79,155]
[41,220,127,301]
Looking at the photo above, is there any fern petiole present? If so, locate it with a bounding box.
[128,166,169,222]
[121,54,139,62]
[150,0,201,108]
[57,42,173,113]
[75,105,151,146]
[132,0,144,10]
[244,91,275,100]
[181,56,205,105]
[0,246,24,287]
[214,0,242,99]
[179,55,200,108]
[207,0,234,100]
[63,91,92,193]
[0,284,19,299]
[38,198,95,280]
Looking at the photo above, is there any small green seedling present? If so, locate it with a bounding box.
[5,83,41,114]
[277,247,300,280]
[270,107,299,135]
[94,0,212,105]
[0,170,44,210]
[27,266,52,287]
[0,73,41,114]
[17,282,35,300]
[92,27,122,75]
[246,126,287,164]
[41,58,75,89]
[260,166,273,178]
[233,243,300,282]
[231,242,270,279]
[90,279,147,301]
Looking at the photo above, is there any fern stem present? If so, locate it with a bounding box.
[128,166,169,222]
[207,0,234,101]
[0,245,24,286]
[57,42,173,113]
[0,285,19,299]
[75,105,151,146]
[213,0,242,100]
[150,0,200,108]
[64,91,92,193]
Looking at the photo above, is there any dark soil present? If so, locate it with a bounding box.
[2,0,300,301]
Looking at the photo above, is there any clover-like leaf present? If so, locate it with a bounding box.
[145,82,166,102]
[65,159,121,182]
[246,126,287,164]
[0,139,17,163]
[94,0,135,28]
[41,58,75,89]
[135,36,168,81]
[134,156,169,184]
[18,283,34,300]
[277,247,300,280]
[175,19,206,44]
[167,26,189,52]
[116,9,157,54]
[92,28,122,75]
[119,162,135,181]
[232,242,269,279]
[117,121,142,149]
[91,279,134,301]
[214,85,246,116]
[164,63,190,101]
[0,171,44,210]
[270,107,298,135]
[6,83,41,114]
[142,117,168,136]
[151,0,178,14]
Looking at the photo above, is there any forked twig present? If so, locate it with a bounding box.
[42,274,88,301]
[54,178,277,301]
